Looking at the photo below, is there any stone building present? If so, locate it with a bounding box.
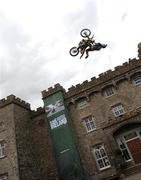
[0,43,141,180]
[0,95,58,180]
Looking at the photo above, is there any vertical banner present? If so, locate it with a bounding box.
[43,91,84,180]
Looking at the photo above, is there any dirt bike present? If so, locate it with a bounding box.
[69,28,91,57]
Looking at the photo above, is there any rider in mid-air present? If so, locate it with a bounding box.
[78,35,107,59]
[78,35,95,59]
[85,42,107,59]
[69,28,107,59]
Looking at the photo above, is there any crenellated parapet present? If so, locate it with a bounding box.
[42,83,66,99]
[0,94,30,110]
[65,57,141,99]
[31,107,45,117]
[41,43,141,102]
[138,42,141,59]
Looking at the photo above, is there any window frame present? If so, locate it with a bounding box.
[0,174,8,180]
[0,141,6,159]
[104,86,115,97]
[82,116,96,132]
[112,104,125,117]
[132,74,141,85]
[117,138,132,162]
[93,144,111,170]
[77,99,88,109]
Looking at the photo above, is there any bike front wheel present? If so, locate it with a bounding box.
[69,47,79,56]
[80,28,91,38]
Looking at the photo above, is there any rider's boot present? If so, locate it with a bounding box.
[80,49,85,59]
[85,53,89,59]
[102,44,107,48]
[85,49,89,59]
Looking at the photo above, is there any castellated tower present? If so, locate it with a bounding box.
[0,95,58,180]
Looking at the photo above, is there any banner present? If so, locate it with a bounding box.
[43,91,84,179]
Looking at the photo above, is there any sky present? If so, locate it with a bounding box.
[0,0,141,109]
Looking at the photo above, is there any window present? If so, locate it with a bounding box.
[0,141,5,158]
[118,139,131,162]
[0,175,7,180]
[112,104,125,117]
[83,116,96,132]
[77,99,88,109]
[133,74,141,85]
[124,132,138,141]
[104,86,114,97]
[93,144,111,170]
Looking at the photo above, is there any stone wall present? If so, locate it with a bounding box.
[30,107,59,179]
[13,103,39,180]
[0,95,58,180]
[0,103,19,180]
[65,58,141,179]
[42,52,141,179]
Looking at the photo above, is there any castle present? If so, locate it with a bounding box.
[0,43,141,180]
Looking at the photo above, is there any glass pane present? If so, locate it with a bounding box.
[134,75,141,84]
[118,139,131,161]
[124,131,137,141]
[103,157,110,166]
[98,159,104,168]
[100,148,106,157]
[87,125,91,131]
[120,143,126,149]
[106,88,114,96]
[0,176,7,180]
[122,149,131,161]
[78,100,88,109]
[90,121,95,129]
[95,150,101,159]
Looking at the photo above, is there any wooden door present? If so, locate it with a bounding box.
[127,138,141,163]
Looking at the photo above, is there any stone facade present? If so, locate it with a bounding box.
[0,43,141,179]
[42,44,141,180]
[0,96,58,180]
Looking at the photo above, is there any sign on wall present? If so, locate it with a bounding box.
[43,91,84,180]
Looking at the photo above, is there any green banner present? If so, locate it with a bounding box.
[43,91,84,179]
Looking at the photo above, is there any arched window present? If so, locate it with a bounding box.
[92,144,111,170]
[114,124,141,163]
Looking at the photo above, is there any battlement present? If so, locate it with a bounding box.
[138,42,141,58]
[0,94,30,110]
[31,107,45,117]
[65,57,141,98]
[42,83,66,99]
[41,43,141,100]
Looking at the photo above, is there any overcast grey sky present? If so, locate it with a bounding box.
[0,0,141,109]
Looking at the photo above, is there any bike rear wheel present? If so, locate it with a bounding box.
[80,28,91,38]
[69,47,79,56]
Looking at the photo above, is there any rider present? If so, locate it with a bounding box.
[78,35,95,59]
[85,43,107,59]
